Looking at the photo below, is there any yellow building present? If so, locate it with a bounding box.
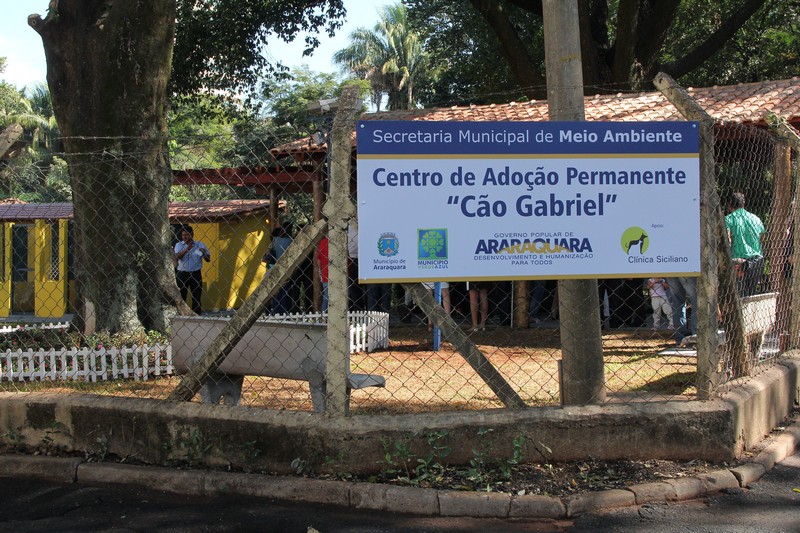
[0,200,276,319]
[169,200,274,313]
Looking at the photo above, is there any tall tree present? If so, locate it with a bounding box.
[0,84,48,134]
[0,82,64,201]
[665,0,800,87]
[408,0,786,103]
[172,0,346,108]
[334,3,430,110]
[263,65,346,136]
[28,0,346,334]
[406,1,542,105]
[0,78,60,197]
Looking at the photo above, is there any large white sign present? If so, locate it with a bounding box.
[356,121,700,282]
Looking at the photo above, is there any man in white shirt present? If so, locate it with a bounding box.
[174,225,211,315]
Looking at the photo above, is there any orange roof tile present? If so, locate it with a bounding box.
[0,202,73,221]
[0,200,273,222]
[168,200,272,222]
[272,78,800,156]
[364,78,800,125]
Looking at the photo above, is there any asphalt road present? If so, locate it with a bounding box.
[569,450,800,533]
[1,452,798,532]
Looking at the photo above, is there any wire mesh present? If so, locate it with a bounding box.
[0,81,797,415]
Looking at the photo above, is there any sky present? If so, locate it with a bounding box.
[0,1,391,92]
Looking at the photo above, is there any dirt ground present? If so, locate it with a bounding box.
[235,322,698,413]
[0,322,697,414]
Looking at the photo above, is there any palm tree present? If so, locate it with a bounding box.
[23,83,60,155]
[0,83,58,157]
[0,82,64,199]
[333,3,429,111]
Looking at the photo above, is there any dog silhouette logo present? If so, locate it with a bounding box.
[620,227,649,255]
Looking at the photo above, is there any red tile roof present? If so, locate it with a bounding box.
[0,202,73,221]
[0,200,272,222]
[272,77,800,156]
[168,200,272,222]
[367,77,800,124]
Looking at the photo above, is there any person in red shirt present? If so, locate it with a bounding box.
[315,237,329,311]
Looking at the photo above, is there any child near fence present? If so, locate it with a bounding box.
[647,278,674,331]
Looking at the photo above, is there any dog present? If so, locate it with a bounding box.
[625,232,648,254]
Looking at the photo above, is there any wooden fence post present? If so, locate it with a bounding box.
[767,115,800,348]
[543,0,605,405]
[321,85,361,416]
[654,72,734,397]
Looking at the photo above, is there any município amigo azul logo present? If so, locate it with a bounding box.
[417,228,449,270]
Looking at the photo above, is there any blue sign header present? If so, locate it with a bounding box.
[357,120,699,155]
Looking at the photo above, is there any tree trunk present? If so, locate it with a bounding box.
[475,0,765,94]
[543,0,605,405]
[469,0,547,100]
[30,0,190,333]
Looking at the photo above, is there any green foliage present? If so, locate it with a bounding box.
[414,430,452,483]
[466,429,528,489]
[497,434,526,480]
[26,83,54,120]
[323,450,351,478]
[40,421,65,454]
[263,65,345,135]
[176,427,211,466]
[379,429,530,490]
[0,83,28,121]
[83,329,169,350]
[0,326,168,353]
[41,157,72,201]
[669,0,800,87]
[2,155,72,203]
[381,432,452,484]
[334,3,432,110]
[171,0,347,109]
[406,0,541,106]
[0,82,64,202]
[381,437,416,481]
[239,440,262,471]
[406,0,796,105]
[1,427,20,448]
[0,327,73,352]
[224,116,284,166]
[91,431,111,461]
[168,96,238,170]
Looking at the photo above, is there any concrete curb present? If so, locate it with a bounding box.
[0,455,83,483]
[0,415,797,519]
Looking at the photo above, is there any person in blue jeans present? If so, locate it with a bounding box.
[666,276,698,344]
[263,224,294,315]
[367,283,392,313]
[174,225,211,315]
[529,280,547,323]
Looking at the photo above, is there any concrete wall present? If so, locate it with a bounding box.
[1,355,797,475]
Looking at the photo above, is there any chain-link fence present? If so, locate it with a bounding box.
[0,78,797,415]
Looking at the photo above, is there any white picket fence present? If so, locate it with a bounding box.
[0,311,387,384]
[263,311,390,353]
[0,344,173,383]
